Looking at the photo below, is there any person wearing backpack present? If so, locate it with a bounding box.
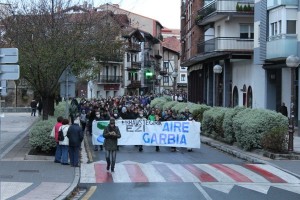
[58,118,70,165]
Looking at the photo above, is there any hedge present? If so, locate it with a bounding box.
[233,108,288,151]
[29,101,67,152]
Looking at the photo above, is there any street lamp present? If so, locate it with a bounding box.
[286,55,300,152]
[171,71,178,101]
[213,64,223,106]
[157,75,162,95]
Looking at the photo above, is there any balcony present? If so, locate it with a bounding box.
[126,42,141,52]
[196,0,254,25]
[160,70,168,75]
[127,80,141,88]
[144,60,154,68]
[266,34,297,60]
[154,50,162,59]
[97,75,122,84]
[197,37,254,54]
[267,0,298,9]
[127,61,142,70]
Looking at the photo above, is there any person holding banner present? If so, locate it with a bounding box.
[103,118,121,172]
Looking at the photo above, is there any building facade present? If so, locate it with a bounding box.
[181,0,300,125]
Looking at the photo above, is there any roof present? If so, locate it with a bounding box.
[121,27,145,41]
[162,36,180,53]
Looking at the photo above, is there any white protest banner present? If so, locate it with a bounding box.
[92,120,201,148]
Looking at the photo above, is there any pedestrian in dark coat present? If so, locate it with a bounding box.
[278,102,288,117]
[30,99,37,116]
[67,117,84,167]
[103,118,121,172]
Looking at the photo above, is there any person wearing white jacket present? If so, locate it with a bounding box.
[59,118,70,165]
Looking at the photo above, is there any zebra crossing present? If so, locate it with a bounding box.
[80,161,300,195]
[80,161,300,184]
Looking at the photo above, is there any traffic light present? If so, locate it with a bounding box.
[145,71,153,79]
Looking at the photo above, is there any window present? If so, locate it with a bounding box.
[163,76,168,83]
[163,62,169,69]
[128,72,134,80]
[287,20,296,34]
[271,22,278,36]
[233,86,239,107]
[278,20,282,34]
[127,53,130,62]
[240,24,254,39]
[181,74,186,81]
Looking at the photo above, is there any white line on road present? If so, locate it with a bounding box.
[193,183,213,200]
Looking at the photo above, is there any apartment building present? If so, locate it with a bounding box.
[256,0,299,124]
[181,0,255,107]
[181,0,300,124]
[96,3,179,96]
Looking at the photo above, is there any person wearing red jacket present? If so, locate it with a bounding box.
[54,116,64,163]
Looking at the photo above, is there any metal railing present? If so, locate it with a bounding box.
[197,0,254,23]
[197,37,254,54]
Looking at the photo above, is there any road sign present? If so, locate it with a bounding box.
[0,65,20,80]
[60,82,76,98]
[0,48,18,64]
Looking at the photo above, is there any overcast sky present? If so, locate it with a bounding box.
[93,0,181,29]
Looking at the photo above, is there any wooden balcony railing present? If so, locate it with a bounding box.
[97,75,122,84]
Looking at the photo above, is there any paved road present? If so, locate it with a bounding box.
[76,135,300,200]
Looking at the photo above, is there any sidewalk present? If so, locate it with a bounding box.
[0,113,300,199]
[0,113,78,200]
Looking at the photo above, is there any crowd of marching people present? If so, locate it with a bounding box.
[70,94,194,152]
[52,94,194,170]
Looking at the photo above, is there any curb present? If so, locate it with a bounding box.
[201,136,300,179]
[56,167,80,200]
[201,138,268,164]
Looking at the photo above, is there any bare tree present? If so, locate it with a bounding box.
[0,0,126,119]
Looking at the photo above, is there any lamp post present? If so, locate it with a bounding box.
[286,55,300,152]
[157,75,162,95]
[213,64,223,106]
[171,71,178,101]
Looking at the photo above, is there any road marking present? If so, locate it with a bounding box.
[193,183,213,200]
[125,164,148,182]
[183,164,217,182]
[245,164,287,183]
[81,186,97,200]
[153,163,183,182]
[211,164,253,182]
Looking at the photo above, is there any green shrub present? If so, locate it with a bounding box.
[202,107,228,139]
[172,102,188,113]
[150,97,168,110]
[261,127,288,153]
[29,101,68,153]
[162,101,178,111]
[54,101,67,117]
[222,106,245,144]
[191,104,211,122]
[29,117,57,152]
[233,108,288,151]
